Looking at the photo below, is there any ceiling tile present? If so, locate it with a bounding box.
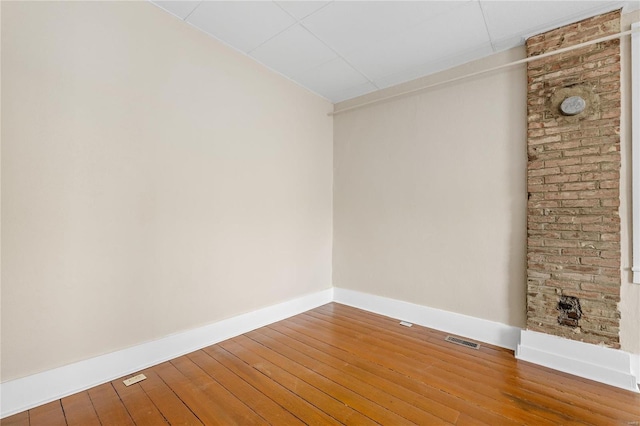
[249,24,338,78]
[624,1,640,13]
[293,58,370,101]
[326,81,379,104]
[481,1,624,48]
[186,1,296,53]
[151,1,201,20]
[275,1,331,20]
[151,0,635,104]
[490,35,525,53]
[374,42,494,89]
[302,1,466,57]
[344,2,490,81]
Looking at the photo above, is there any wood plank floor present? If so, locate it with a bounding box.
[3,303,639,425]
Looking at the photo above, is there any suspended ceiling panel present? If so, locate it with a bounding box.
[151,0,639,103]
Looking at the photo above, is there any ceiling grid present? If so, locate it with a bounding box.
[151,0,639,103]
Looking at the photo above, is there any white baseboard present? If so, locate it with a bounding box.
[0,288,334,419]
[333,288,640,391]
[332,288,521,350]
[632,353,640,385]
[516,330,639,393]
[3,286,639,419]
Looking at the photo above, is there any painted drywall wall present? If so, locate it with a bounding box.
[333,10,640,355]
[619,10,640,355]
[1,1,333,381]
[333,47,528,329]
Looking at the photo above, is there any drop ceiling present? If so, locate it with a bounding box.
[151,1,639,103]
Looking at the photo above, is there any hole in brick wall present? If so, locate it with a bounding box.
[557,296,582,327]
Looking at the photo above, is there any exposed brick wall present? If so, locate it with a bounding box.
[526,10,622,348]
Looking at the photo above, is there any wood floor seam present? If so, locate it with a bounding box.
[3,303,638,426]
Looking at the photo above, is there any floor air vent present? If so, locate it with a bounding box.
[445,335,480,350]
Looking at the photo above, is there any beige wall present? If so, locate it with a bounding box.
[333,10,640,355]
[619,10,640,354]
[2,1,638,387]
[1,1,333,381]
[333,48,529,328]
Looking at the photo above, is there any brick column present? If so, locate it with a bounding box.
[526,10,621,348]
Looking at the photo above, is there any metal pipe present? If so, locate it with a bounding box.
[329,27,640,117]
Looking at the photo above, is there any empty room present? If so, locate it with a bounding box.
[2,0,640,424]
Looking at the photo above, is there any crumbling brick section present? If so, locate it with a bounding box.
[526,10,621,348]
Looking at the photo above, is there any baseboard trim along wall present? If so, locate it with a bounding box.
[0,288,334,419]
[633,353,640,386]
[333,288,522,350]
[2,287,639,418]
[516,330,640,393]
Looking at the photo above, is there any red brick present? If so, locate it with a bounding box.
[545,158,581,167]
[600,233,620,242]
[579,257,619,268]
[562,128,600,140]
[578,189,618,199]
[599,250,619,258]
[561,199,600,208]
[543,140,581,151]
[529,184,559,193]
[545,279,580,290]
[560,182,597,191]
[599,180,619,189]
[581,171,619,181]
[561,164,599,174]
[557,215,602,224]
[552,271,595,282]
[530,200,560,208]
[600,144,620,154]
[545,223,581,231]
[562,248,599,256]
[580,135,619,146]
[601,216,620,223]
[593,274,620,285]
[544,192,579,200]
[536,151,563,161]
[582,63,621,79]
[560,231,600,241]
[563,147,601,157]
[580,153,620,164]
[529,177,545,185]
[529,230,563,239]
[581,282,619,294]
[529,167,561,177]
[544,239,580,248]
[545,174,581,184]
[582,223,619,232]
[600,162,621,171]
[529,160,544,169]
[601,198,620,207]
[530,134,562,145]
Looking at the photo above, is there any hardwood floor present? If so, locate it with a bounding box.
[2,303,639,425]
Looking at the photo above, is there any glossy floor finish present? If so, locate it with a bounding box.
[3,303,640,425]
